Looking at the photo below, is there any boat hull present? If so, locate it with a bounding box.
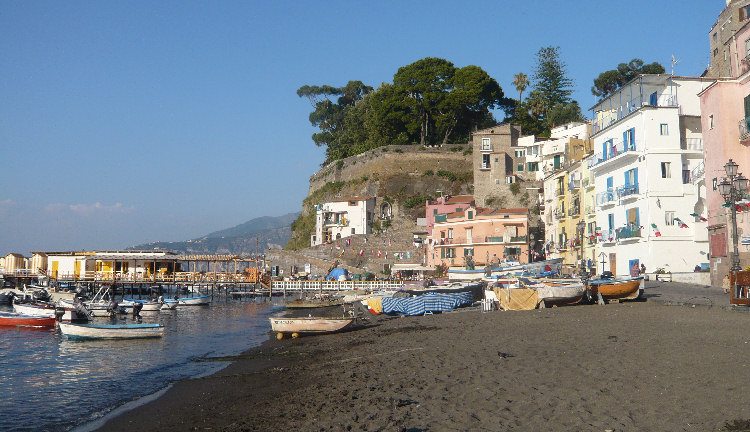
[589,277,643,300]
[176,295,211,306]
[535,282,586,306]
[0,312,56,327]
[58,322,165,339]
[448,258,564,281]
[269,317,354,334]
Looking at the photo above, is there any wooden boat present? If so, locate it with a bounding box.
[533,281,586,306]
[0,311,56,327]
[12,302,89,322]
[448,258,563,281]
[120,299,163,311]
[269,316,354,339]
[284,298,343,309]
[588,276,643,300]
[58,322,165,339]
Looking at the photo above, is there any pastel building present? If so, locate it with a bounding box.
[428,206,528,268]
[589,74,715,276]
[311,197,376,246]
[699,9,750,284]
[424,195,475,236]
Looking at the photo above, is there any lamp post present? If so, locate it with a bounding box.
[718,159,750,291]
[576,220,588,282]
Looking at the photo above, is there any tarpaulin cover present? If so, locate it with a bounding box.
[326,268,348,281]
[494,287,539,311]
[380,292,473,316]
[366,297,383,314]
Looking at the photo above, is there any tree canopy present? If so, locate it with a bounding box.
[591,58,666,100]
[298,58,509,163]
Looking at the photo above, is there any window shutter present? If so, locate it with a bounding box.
[441,248,445,259]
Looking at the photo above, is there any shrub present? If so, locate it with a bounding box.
[450,146,462,152]
[382,147,388,152]
[336,160,344,170]
[436,170,457,181]
[463,148,473,156]
[509,182,521,195]
[403,194,433,209]
[423,170,434,176]
[393,148,403,153]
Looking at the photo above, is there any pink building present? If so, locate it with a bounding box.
[424,195,475,236]
[699,17,750,284]
[427,206,529,268]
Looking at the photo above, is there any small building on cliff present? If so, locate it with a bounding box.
[311,197,376,246]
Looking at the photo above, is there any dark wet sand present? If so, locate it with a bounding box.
[96,301,750,431]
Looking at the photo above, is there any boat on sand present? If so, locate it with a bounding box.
[269,316,354,339]
[58,322,165,339]
[588,275,643,301]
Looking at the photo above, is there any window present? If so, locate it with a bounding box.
[713,177,718,190]
[665,211,675,226]
[494,157,499,162]
[515,150,524,158]
[713,32,718,43]
[741,5,750,21]
[433,208,438,215]
[351,228,356,235]
[608,213,614,231]
[481,138,491,151]
[464,247,474,257]
[482,154,491,169]
[495,178,499,184]
[445,248,456,258]
[527,162,539,171]
[623,128,635,150]
[467,211,473,220]
[626,207,640,227]
[506,176,515,184]
[714,48,719,57]
[349,200,357,206]
[709,115,714,129]
[660,124,668,135]
[517,164,524,171]
[448,228,453,239]
[466,228,472,243]
[661,162,671,178]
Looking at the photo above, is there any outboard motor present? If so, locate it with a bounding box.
[132,301,143,319]
[54,307,65,322]
[600,271,615,280]
[108,300,120,318]
[33,289,51,303]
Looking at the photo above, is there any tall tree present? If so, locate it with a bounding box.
[591,58,666,99]
[532,46,574,115]
[512,72,529,101]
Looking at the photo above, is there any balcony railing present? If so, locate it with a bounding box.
[616,225,641,240]
[556,187,565,196]
[509,235,527,243]
[481,162,491,169]
[568,179,581,191]
[485,235,527,243]
[585,204,595,215]
[569,206,581,217]
[596,190,616,206]
[600,229,616,243]
[616,184,639,199]
[691,161,705,184]
[587,139,640,168]
[740,117,750,142]
[592,94,677,135]
[681,137,703,151]
[582,173,595,189]
[554,209,566,220]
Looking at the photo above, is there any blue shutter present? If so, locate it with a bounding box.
[623,131,628,149]
[633,167,638,189]
[650,92,657,105]
[624,170,630,187]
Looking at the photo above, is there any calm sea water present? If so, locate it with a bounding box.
[0,298,282,432]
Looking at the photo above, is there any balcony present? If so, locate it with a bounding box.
[582,173,595,189]
[568,179,581,191]
[600,229,616,244]
[616,225,641,241]
[480,162,491,170]
[508,235,527,243]
[592,94,677,135]
[740,117,750,144]
[556,186,565,197]
[681,137,703,152]
[691,161,704,184]
[569,206,581,217]
[584,204,595,215]
[554,209,566,220]
[596,190,616,207]
[587,139,640,169]
[616,184,639,200]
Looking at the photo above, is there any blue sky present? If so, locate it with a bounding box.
[0,0,724,255]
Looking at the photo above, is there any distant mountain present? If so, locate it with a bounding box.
[129,212,300,255]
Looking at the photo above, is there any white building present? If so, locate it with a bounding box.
[311,197,376,246]
[38,250,177,279]
[589,74,715,276]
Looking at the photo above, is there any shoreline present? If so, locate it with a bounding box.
[95,283,750,431]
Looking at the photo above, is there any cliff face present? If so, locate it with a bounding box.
[286,145,474,251]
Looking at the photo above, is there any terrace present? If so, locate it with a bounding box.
[587,139,640,169]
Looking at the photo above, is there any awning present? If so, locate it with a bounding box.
[391,263,434,272]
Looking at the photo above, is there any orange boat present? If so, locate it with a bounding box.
[588,276,643,300]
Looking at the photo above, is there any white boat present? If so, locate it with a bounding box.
[58,322,165,339]
[448,258,564,281]
[269,316,354,339]
[13,302,89,322]
[120,299,163,312]
[174,294,211,306]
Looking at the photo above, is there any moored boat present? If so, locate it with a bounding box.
[58,322,165,339]
[269,316,354,339]
[448,258,564,281]
[588,275,643,300]
[175,294,211,306]
[13,301,90,322]
[0,312,57,327]
[120,299,163,312]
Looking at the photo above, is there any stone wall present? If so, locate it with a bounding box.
[308,145,473,195]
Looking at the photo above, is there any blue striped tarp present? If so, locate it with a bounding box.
[381,292,474,316]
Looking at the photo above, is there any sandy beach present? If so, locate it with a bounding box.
[95,285,750,432]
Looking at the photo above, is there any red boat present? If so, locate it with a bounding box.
[0,311,57,327]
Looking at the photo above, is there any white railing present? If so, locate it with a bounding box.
[740,117,750,141]
[588,139,640,168]
[683,138,703,151]
[271,280,404,291]
[691,161,705,184]
[592,94,677,135]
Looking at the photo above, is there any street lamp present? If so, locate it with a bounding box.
[576,220,588,282]
[718,159,750,287]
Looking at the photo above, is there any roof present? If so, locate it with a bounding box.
[444,195,474,204]
[444,207,528,219]
[471,123,516,135]
[328,196,375,203]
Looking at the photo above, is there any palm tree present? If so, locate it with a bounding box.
[512,72,529,102]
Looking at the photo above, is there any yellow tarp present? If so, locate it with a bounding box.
[366,297,383,314]
[494,287,539,311]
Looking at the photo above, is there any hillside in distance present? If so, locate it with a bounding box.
[130,212,299,255]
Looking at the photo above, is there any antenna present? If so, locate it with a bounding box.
[671,54,681,75]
